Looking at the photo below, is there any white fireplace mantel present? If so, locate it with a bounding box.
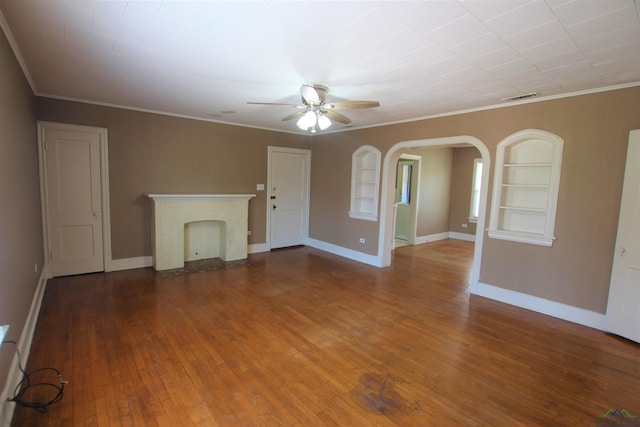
[147,194,255,271]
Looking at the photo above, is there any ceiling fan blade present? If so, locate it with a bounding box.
[325,100,380,109]
[247,102,302,108]
[325,110,352,124]
[300,84,321,105]
[282,111,305,122]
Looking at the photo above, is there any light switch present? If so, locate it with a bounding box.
[256,184,265,191]
[0,325,8,346]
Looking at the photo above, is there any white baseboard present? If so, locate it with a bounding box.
[306,238,381,267]
[248,243,269,254]
[110,256,152,271]
[449,231,476,242]
[474,282,606,330]
[0,267,49,427]
[413,231,475,244]
[111,245,268,272]
[414,232,450,245]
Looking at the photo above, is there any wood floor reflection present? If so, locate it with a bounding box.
[11,240,640,426]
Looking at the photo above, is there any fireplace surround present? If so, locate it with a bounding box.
[147,194,255,271]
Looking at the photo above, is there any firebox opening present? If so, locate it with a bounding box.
[184,220,226,262]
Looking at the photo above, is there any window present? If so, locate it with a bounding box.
[488,129,563,246]
[349,145,381,221]
[469,158,483,221]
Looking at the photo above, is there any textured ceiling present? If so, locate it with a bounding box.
[1,0,640,134]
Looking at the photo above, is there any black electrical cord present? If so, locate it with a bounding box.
[1,340,67,413]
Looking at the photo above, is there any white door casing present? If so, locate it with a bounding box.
[38,122,111,277]
[605,129,640,343]
[267,147,310,249]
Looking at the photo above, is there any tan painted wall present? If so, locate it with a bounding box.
[36,98,311,259]
[312,87,640,313]
[0,29,42,386]
[29,77,640,314]
[412,147,454,237]
[450,146,481,236]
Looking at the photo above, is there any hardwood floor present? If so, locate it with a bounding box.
[10,240,640,426]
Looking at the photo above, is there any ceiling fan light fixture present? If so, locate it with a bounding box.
[297,110,319,131]
[317,114,332,130]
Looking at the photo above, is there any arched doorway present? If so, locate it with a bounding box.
[377,136,490,295]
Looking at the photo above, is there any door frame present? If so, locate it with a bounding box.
[266,146,311,250]
[378,136,490,294]
[38,121,112,277]
[395,153,421,245]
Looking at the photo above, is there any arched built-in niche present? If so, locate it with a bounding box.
[488,129,563,247]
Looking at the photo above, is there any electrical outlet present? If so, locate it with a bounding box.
[247,230,252,235]
[462,223,468,228]
[359,238,366,244]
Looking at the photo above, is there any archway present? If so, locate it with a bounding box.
[377,136,491,294]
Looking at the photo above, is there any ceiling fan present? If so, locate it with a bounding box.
[248,84,380,133]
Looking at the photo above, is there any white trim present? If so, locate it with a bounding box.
[266,147,311,250]
[306,238,381,267]
[110,245,268,272]
[379,136,491,295]
[414,232,450,245]
[398,154,421,245]
[469,158,483,221]
[248,243,269,254]
[0,10,36,93]
[487,230,554,246]
[449,232,476,242]
[110,256,153,271]
[0,268,48,426]
[475,282,606,331]
[37,122,112,277]
[328,81,640,134]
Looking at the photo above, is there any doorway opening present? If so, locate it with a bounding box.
[378,136,491,295]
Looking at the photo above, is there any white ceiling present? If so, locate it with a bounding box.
[1,0,640,135]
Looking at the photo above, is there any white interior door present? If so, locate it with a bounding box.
[268,148,310,249]
[605,129,640,342]
[43,126,106,276]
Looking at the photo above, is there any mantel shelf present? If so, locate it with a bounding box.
[147,194,255,200]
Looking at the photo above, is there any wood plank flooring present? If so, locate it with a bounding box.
[10,240,640,426]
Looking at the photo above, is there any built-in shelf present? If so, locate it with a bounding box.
[349,145,381,221]
[489,129,564,246]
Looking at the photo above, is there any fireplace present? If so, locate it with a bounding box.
[147,194,255,271]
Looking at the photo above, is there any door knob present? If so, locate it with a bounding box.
[273,204,276,210]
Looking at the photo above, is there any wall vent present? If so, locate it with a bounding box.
[501,92,537,102]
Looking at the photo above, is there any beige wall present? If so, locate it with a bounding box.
[36,99,311,259]
[19,52,640,317]
[312,87,640,313]
[0,29,42,386]
[411,147,454,237]
[449,146,481,236]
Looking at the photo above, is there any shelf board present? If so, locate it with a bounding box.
[501,183,550,188]
[503,163,552,167]
[499,206,546,213]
